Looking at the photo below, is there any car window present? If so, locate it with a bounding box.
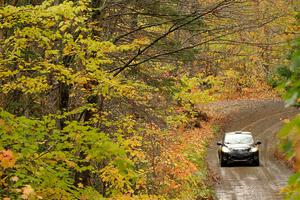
[224,134,254,144]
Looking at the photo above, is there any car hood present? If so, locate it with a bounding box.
[226,143,253,150]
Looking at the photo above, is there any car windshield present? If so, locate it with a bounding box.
[224,134,254,144]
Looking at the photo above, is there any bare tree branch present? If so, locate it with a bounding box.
[111,0,234,76]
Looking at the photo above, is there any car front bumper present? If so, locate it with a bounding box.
[221,151,259,163]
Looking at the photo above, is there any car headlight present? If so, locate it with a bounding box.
[221,146,231,153]
[250,147,258,152]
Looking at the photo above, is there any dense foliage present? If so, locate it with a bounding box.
[0,0,296,199]
[276,3,300,199]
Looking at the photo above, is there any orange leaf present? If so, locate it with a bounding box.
[0,150,16,169]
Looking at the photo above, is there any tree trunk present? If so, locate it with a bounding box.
[0,0,4,54]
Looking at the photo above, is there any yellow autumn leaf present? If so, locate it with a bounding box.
[78,183,84,188]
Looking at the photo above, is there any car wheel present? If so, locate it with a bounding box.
[253,159,259,166]
[220,157,227,167]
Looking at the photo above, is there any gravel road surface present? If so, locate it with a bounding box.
[205,99,298,200]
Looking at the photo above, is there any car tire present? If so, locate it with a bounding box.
[220,157,227,167]
[253,159,259,166]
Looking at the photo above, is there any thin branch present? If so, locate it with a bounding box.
[210,39,287,47]
[113,20,176,44]
[125,16,281,68]
[111,0,233,76]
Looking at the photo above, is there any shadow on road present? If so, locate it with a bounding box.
[222,162,262,167]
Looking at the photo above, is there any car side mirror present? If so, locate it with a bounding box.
[256,141,261,145]
[217,142,222,146]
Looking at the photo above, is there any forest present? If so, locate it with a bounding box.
[0,0,299,199]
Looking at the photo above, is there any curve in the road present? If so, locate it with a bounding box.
[206,105,298,200]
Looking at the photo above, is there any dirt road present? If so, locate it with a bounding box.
[205,100,298,200]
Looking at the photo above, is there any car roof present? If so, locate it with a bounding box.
[225,131,252,135]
